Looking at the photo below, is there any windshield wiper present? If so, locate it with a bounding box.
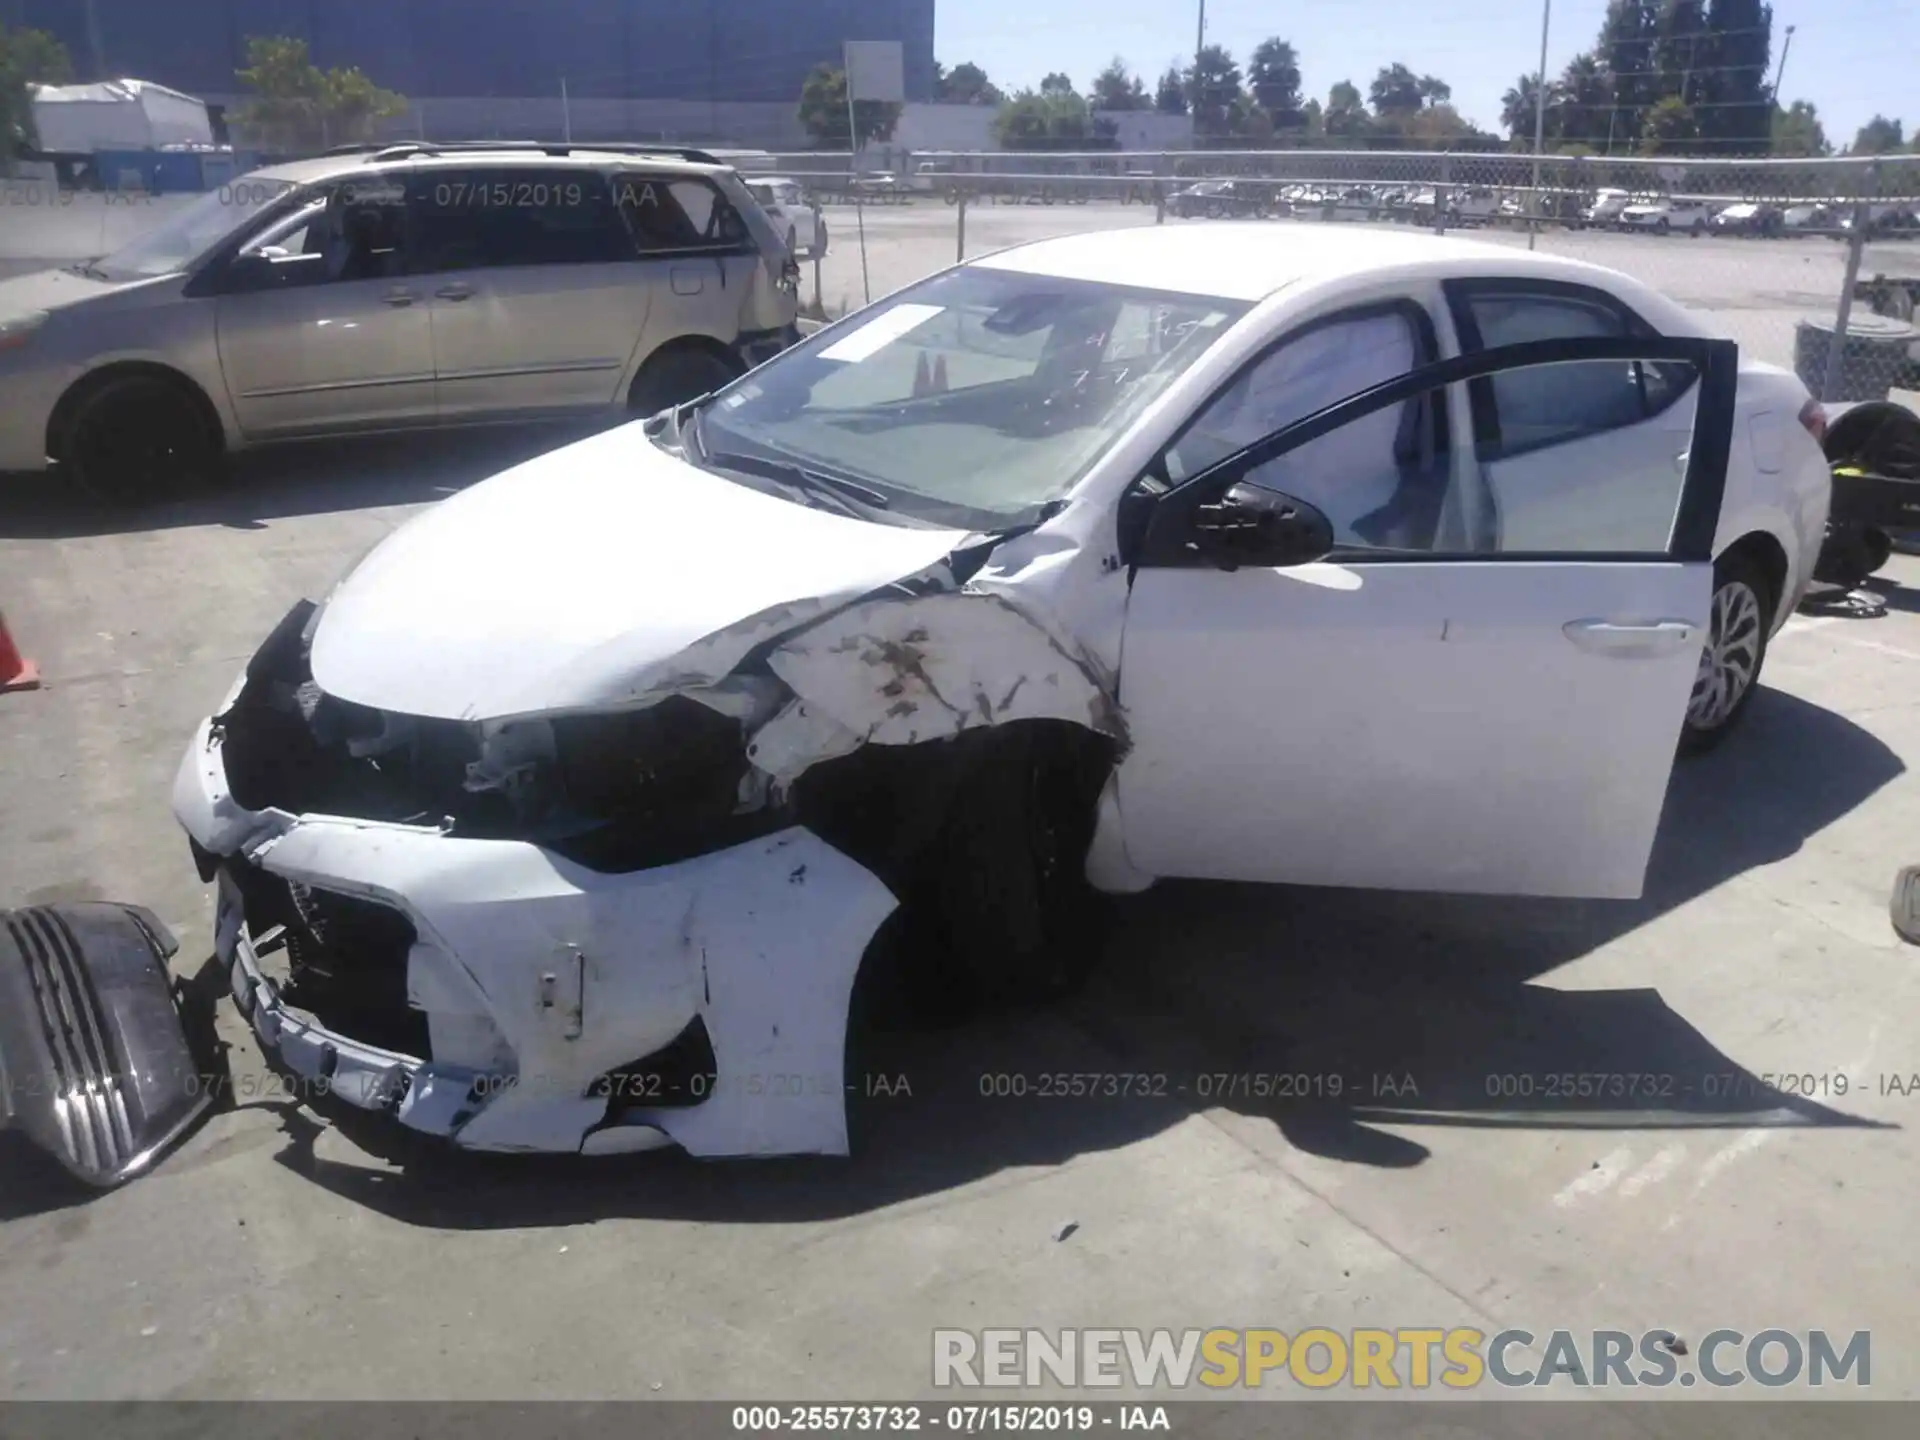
[705,450,893,518]
[67,259,110,280]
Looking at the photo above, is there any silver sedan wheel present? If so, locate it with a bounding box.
[1688,579,1764,729]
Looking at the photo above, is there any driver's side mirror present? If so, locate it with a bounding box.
[1188,481,1335,571]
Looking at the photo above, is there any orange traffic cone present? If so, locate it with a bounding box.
[932,354,949,393]
[0,610,38,693]
[912,351,932,397]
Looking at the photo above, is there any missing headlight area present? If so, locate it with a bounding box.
[195,583,1122,1156]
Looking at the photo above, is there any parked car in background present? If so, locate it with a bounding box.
[1580,188,1635,228]
[1618,197,1716,235]
[1837,203,1920,240]
[0,141,802,504]
[1171,180,1267,219]
[161,224,1828,1169]
[745,177,828,259]
[1711,202,1785,237]
[1782,203,1833,233]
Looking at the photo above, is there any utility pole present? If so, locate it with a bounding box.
[1194,0,1206,138]
[1528,0,1551,251]
[81,0,106,80]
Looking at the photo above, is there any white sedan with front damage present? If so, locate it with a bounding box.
[171,225,1830,1162]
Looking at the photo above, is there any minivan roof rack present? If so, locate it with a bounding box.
[327,140,722,165]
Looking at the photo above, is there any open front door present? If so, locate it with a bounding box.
[1116,335,1738,900]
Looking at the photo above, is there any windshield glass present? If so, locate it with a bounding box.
[694,265,1248,530]
[96,181,293,278]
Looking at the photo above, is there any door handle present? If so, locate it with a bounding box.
[1562,618,1699,657]
[435,284,474,301]
[381,289,416,307]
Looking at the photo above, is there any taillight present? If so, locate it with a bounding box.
[1798,398,1828,448]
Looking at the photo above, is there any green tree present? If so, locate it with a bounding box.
[1556,53,1612,149]
[235,36,405,151]
[1368,62,1426,116]
[936,60,1005,106]
[1154,66,1188,115]
[1090,58,1149,112]
[1247,38,1303,124]
[1501,74,1562,144]
[993,87,1097,148]
[1324,79,1369,139]
[1187,44,1243,139]
[1771,100,1828,157]
[1695,0,1772,153]
[0,23,72,165]
[798,62,902,148]
[1639,94,1698,152]
[1039,72,1076,98]
[1850,115,1906,154]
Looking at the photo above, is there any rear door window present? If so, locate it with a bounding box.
[409,168,634,273]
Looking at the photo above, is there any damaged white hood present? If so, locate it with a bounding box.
[309,423,970,721]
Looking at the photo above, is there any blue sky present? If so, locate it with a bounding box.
[935,0,1913,149]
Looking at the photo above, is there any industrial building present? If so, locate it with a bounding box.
[11,0,938,147]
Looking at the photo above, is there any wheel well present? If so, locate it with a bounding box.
[47,362,225,464]
[630,335,742,387]
[1723,530,1790,624]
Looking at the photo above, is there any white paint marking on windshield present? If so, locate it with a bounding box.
[817,304,947,363]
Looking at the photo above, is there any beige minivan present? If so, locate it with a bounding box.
[0,142,801,503]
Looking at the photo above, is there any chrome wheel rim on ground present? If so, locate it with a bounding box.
[1688,580,1763,729]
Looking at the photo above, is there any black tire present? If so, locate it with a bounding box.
[1655,217,1671,235]
[626,345,742,416]
[59,373,221,506]
[1680,550,1774,756]
[907,731,1108,1021]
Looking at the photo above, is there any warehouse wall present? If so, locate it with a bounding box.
[20,0,937,107]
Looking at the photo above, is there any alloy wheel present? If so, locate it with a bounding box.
[1688,579,1763,730]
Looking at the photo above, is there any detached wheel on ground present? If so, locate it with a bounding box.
[1680,550,1774,755]
[626,346,742,416]
[58,373,222,506]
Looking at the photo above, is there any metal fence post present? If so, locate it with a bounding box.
[1434,152,1451,236]
[1821,161,1877,404]
[956,189,967,262]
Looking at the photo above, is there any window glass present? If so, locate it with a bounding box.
[1166,311,1424,544]
[692,265,1247,530]
[1223,355,1703,556]
[409,169,631,272]
[1461,290,1695,447]
[1466,293,1645,448]
[616,176,747,252]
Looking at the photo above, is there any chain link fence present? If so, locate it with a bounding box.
[751,147,1920,409]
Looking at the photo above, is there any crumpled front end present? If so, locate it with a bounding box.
[174,561,1124,1158]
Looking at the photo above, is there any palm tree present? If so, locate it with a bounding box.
[1557,53,1610,150]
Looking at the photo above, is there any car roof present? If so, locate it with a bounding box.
[968,224,1651,305]
[248,146,728,188]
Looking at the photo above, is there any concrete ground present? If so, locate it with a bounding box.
[2,195,1919,1427]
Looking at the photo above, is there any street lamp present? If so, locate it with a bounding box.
[1771,24,1797,101]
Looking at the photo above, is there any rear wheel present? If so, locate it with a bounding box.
[1680,551,1773,755]
[59,373,222,506]
[1655,217,1671,235]
[626,346,742,416]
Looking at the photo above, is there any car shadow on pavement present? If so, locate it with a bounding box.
[0,422,605,540]
[184,682,1903,1232]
